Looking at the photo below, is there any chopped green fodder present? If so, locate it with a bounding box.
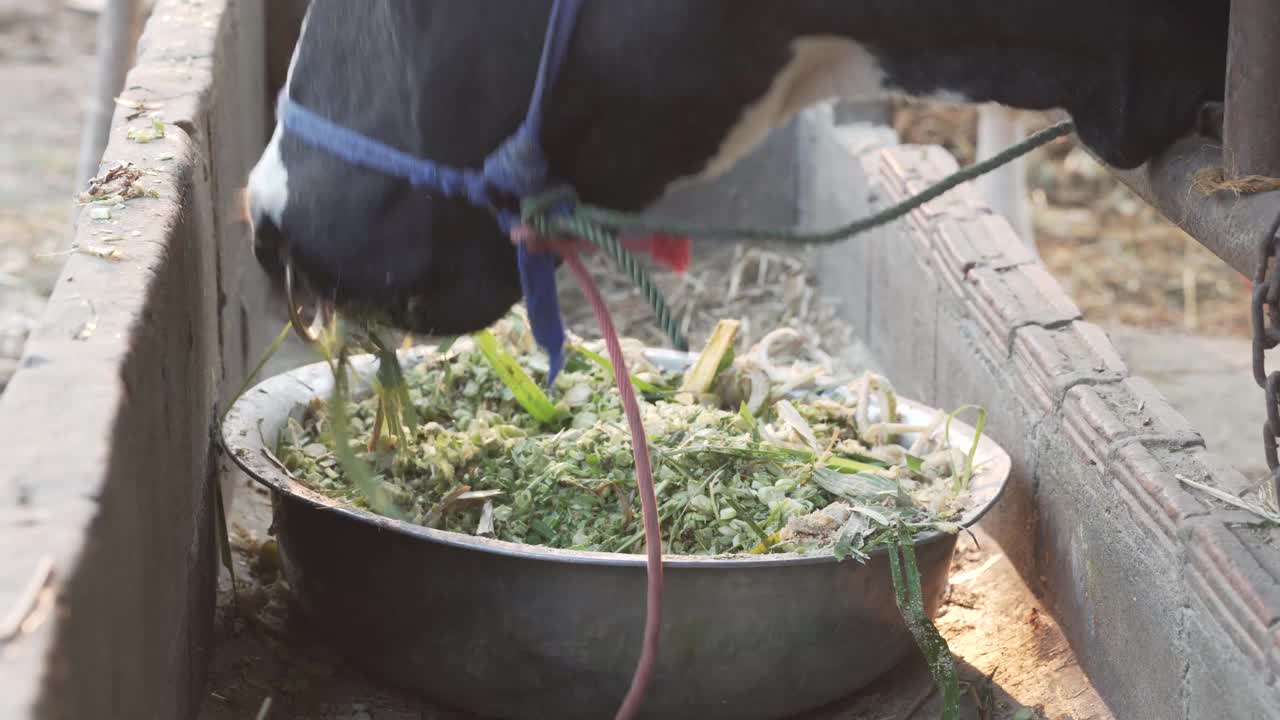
[275,311,985,560]
[888,527,961,720]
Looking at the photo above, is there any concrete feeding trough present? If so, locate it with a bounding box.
[1,1,1278,719]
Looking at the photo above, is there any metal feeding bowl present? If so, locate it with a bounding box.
[221,345,1011,720]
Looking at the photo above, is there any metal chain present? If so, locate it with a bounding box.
[1249,210,1280,507]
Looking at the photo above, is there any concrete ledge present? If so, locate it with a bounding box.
[1012,323,1128,414]
[803,108,1280,718]
[0,1,266,717]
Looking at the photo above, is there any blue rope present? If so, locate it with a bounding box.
[277,0,585,386]
[278,97,492,206]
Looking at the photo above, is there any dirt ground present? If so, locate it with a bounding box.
[0,0,97,390]
[0,6,1234,719]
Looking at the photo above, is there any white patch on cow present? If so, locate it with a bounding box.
[685,36,972,190]
[693,37,890,183]
[929,88,972,106]
[248,129,289,226]
[246,6,312,226]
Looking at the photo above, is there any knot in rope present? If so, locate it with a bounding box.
[411,164,492,209]
[483,125,552,202]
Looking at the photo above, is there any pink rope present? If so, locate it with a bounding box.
[561,250,664,720]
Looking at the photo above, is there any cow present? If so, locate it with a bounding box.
[245,0,1229,342]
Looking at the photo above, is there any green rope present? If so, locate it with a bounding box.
[528,211,690,351]
[524,119,1075,350]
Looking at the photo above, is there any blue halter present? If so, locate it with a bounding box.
[276,0,585,385]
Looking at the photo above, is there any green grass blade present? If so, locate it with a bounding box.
[672,443,887,474]
[214,321,291,585]
[722,494,772,550]
[943,405,987,492]
[328,350,406,520]
[905,453,925,473]
[572,344,671,394]
[374,345,419,431]
[811,467,899,501]
[680,318,740,394]
[888,527,960,720]
[474,330,568,425]
[824,454,892,474]
[211,469,237,590]
[715,344,737,377]
[221,322,291,423]
[738,401,761,443]
[768,444,888,474]
[811,449,925,473]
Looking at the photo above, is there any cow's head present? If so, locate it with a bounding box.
[246,0,1229,338]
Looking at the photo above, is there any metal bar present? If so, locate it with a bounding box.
[1100,134,1280,278]
[1225,0,1280,179]
[1098,0,1280,279]
[74,0,144,191]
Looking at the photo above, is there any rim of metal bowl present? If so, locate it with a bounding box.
[221,344,1012,569]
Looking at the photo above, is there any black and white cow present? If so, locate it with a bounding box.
[246,0,1230,338]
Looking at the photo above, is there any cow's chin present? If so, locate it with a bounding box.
[388,291,522,338]
[254,278,522,344]
[246,271,525,348]
[274,265,525,341]
[247,195,526,340]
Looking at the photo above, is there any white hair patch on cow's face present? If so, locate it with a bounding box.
[245,5,312,228]
[246,128,289,226]
[693,36,889,183]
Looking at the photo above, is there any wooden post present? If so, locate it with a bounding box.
[66,0,143,252]
[975,105,1034,252]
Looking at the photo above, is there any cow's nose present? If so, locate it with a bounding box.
[250,211,288,283]
[249,210,324,330]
